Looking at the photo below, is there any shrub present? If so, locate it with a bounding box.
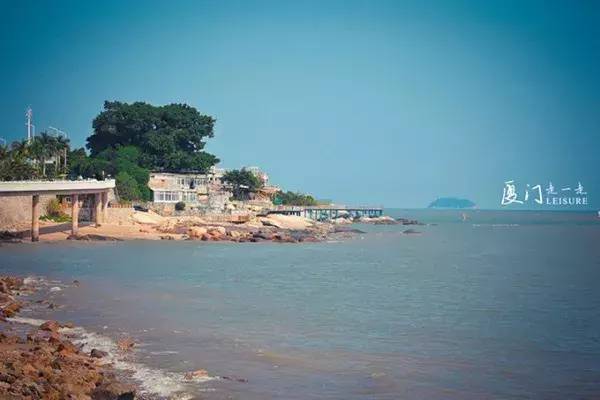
[46,198,63,217]
[175,201,186,211]
[42,198,71,222]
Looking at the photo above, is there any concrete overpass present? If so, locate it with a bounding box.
[0,179,115,241]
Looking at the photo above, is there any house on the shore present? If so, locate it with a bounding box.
[147,166,278,213]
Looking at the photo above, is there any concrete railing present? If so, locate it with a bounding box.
[0,179,115,195]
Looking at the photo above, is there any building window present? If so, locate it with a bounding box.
[183,192,197,203]
[154,191,181,203]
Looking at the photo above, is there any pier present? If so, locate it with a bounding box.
[0,180,115,242]
[268,205,383,221]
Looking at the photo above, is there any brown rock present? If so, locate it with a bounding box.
[188,226,208,239]
[40,320,62,333]
[1,301,22,317]
[116,338,135,352]
[90,348,108,358]
[207,226,226,237]
[184,369,209,380]
[91,381,136,400]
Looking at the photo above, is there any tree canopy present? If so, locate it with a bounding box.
[0,133,70,181]
[88,101,219,173]
[221,169,263,200]
[273,191,318,206]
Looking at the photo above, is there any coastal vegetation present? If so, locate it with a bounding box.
[222,168,263,200]
[1,101,220,202]
[0,100,320,205]
[273,191,318,206]
[88,101,218,173]
[0,133,70,181]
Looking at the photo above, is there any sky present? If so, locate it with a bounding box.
[1,0,599,208]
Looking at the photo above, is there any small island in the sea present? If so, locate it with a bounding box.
[428,197,476,209]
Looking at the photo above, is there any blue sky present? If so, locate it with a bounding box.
[1,0,598,208]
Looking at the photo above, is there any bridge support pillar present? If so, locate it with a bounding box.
[94,193,102,226]
[71,194,79,236]
[101,191,108,224]
[31,194,40,242]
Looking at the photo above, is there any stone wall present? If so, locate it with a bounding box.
[0,195,55,229]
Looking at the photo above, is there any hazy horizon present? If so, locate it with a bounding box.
[1,0,598,209]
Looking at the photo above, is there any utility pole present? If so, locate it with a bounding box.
[26,107,35,143]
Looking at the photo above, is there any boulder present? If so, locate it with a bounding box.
[259,215,313,230]
[206,226,227,236]
[90,349,108,359]
[40,320,62,333]
[188,226,208,238]
[1,301,21,317]
[131,211,163,225]
[91,381,136,400]
[184,369,209,380]
[228,230,242,239]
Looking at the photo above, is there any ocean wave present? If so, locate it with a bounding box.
[9,316,216,399]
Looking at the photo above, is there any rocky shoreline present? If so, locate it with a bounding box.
[0,276,136,399]
[1,213,422,244]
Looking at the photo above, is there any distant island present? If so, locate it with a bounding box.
[428,197,476,209]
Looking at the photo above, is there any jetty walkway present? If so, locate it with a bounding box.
[268,205,383,221]
[0,180,115,241]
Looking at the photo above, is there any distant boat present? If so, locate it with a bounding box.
[461,212,468,222]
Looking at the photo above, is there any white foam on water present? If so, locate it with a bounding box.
[61,325,217,398]
[7,316,46,326]
[23,276,43,286]
[8,316,215,399]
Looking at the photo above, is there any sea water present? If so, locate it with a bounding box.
[1,210,599,399]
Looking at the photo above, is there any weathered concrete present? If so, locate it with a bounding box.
[0,179,116,196]
[94,193,102,226]
[31,195,40,242]
[71,194,79,235]
[0,180,115,241]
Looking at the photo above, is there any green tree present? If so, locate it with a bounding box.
[55,135,70,175]
[88,101,219,172]
[115,171,141,201]
[30,132,58,177]
[0,141,38,181]
[222,169,263,200]
[273,191,317,206]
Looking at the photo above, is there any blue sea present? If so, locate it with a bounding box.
[1,209,599,399]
